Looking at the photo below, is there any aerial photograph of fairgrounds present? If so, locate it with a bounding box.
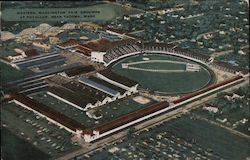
[0,0,249,160]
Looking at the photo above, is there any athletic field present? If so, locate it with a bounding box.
[112,54,213,95]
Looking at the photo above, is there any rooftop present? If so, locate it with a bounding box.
[98,68,138,87]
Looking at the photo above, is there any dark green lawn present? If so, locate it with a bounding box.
[112,54,212,95]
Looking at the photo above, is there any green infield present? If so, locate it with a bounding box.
[112,54,214,95]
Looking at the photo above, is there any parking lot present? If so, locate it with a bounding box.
[1,102,80,158]
[79,113,249,160]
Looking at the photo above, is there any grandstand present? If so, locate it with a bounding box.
[56,38,138,62]
[91,42,214,67]
[87,39,138,63]
[102,43,141,65]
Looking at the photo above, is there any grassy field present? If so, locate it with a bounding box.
[112,54,212,95]
[132,61,186,70]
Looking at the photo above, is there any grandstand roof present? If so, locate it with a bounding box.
[78,76,120,96]
[144,43,210,60]
[98,69,138,87]
[88,76,127,94]
[82,38,111,52]
[174,47,210,60]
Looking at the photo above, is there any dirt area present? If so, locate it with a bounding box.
[133,96,151,104]
[210,67,235,83]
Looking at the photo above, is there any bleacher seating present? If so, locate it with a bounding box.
[102,42,211,66]
[103,44,141,65]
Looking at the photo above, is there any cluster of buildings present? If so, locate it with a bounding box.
[47,69,138,111]
[3,24,249,143]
